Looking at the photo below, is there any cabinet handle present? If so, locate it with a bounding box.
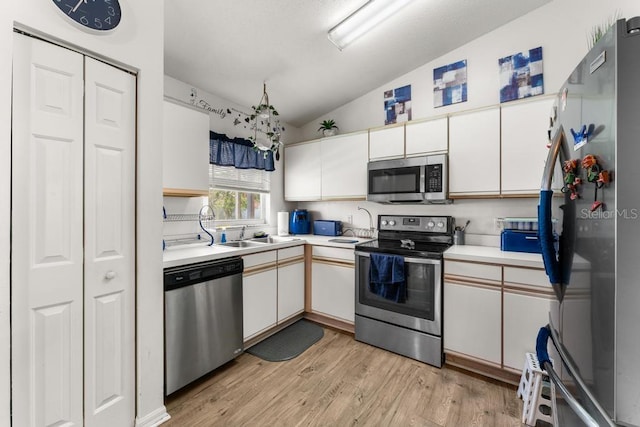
[105,271,116,280]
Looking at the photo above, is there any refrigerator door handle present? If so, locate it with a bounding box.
[536,325,616,427]
[538,126,573,301]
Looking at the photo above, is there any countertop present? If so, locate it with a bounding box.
[444,244,590,270]
[163,235,373,269]
[444,245,546,268]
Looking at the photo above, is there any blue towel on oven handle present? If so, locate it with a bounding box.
[369,253,406,303]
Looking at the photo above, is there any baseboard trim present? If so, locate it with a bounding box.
[135,406,171,427]
[304,312,354,334]
[445,351,521,386]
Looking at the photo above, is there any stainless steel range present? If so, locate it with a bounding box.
[354,215,453,367]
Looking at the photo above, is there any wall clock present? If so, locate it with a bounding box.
[52,0,122,32]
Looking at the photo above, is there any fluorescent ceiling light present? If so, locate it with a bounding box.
[328,0,415,50]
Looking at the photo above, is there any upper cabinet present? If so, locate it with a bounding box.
[285,132,368,202]
[321,132,368,199]
[449,107,501,196]
[284,141,322,201]
[368,124,404,160]
[162,100,210,196]
[405,117,448,157]
[501,97,555,195]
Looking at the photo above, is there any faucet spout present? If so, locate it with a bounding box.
[239,225,247,240]
[357,206,374,233]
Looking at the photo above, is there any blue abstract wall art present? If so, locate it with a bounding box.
[384,84,411,125]
[499,46,544,103]
[433,60,467,108]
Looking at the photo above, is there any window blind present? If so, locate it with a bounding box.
[209,164,270,193]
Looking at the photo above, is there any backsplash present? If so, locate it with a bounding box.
[296,198,541,247]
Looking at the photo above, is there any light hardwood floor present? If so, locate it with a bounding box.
[165,327,524,426]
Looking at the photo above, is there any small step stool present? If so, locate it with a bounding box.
[517,352,554,426]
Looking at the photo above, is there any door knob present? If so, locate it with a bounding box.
[105,271,116,280]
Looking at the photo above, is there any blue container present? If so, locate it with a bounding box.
[290,209,310,235]
[501,230,541,254]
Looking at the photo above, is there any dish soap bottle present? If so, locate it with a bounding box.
[220,227,227,243]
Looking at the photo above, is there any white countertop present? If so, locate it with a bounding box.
[444,244,591,270]
[163,235,373,269]
[444,245,546,268]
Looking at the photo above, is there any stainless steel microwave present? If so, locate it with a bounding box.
[367,154,449,203]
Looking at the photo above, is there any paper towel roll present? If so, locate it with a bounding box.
[277,211,289,236]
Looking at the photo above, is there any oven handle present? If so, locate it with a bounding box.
[355,251,441,265]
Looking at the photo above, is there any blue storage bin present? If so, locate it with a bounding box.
[500,230,541,254]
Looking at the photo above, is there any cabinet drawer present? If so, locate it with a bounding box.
[243,251,277,269]
[278,245,304,261]
[444,260,501,284]
[313,246,354,263]
[503,267,549,289]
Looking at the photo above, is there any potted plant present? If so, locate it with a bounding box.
[318,119,339,137]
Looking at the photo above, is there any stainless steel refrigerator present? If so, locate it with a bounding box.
[537,16,640,427]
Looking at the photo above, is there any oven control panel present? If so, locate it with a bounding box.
[378,215,452,233]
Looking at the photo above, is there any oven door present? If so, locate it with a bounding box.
[355,251,441,336]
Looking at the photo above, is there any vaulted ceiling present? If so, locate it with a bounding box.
[164,0,551,127]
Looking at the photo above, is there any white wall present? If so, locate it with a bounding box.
[163,76,299,240]
[300,0,640,138]
[296,0,640,242]
[1,3,166,427]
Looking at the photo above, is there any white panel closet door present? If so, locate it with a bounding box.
[11,33,84,426]
[84,57,136,427]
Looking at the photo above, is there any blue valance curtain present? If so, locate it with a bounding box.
[209,131,275,172]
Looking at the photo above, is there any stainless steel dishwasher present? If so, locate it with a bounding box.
[164,257,244,395]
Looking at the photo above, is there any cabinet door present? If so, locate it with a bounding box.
[405,117,448,156]
[278,261,305,322]
[311,262,355,323]
[444,281,501,364]
[501,98,556,194]
[369,125,404,160]
[321,132,368,199]
[162,100,210,196]
[284,142,322,201]
[503,291,551,370]
[243,269,278,340]
[449,108,500,196]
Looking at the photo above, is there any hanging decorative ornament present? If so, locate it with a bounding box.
[246,83,284,159]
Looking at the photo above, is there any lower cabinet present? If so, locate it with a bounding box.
[310,246,355,323]
[242,246,306,342]
[444,259,552,382]
[277,246,305,322]
[242,252,278,340]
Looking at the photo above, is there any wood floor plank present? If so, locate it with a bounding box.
[164,327,524,426]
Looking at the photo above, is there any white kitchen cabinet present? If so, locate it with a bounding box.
[284,141,322,201]
[444,260,502,365]
[242,252,278,340]
[311,247,355,323]
[369,124,404,160]
[162,99,210,196]
[501,98,556,195]
[502,266,553,370]
[449,107,500,196]
[321,132,368,199]
[277,246,305,322]
[405,117,448,156]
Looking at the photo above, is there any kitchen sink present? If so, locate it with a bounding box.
[250,236,301,244]
[219,240,267,248]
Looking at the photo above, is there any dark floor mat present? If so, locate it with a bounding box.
[246,320,324,362]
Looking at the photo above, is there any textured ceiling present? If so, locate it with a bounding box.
[164,0,551,127]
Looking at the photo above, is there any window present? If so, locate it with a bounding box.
[208,164,269,224]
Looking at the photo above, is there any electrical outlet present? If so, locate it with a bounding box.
[346,215,353,225]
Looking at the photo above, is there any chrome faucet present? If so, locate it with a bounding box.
[357,206,375,235]
[239,225,246,240]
